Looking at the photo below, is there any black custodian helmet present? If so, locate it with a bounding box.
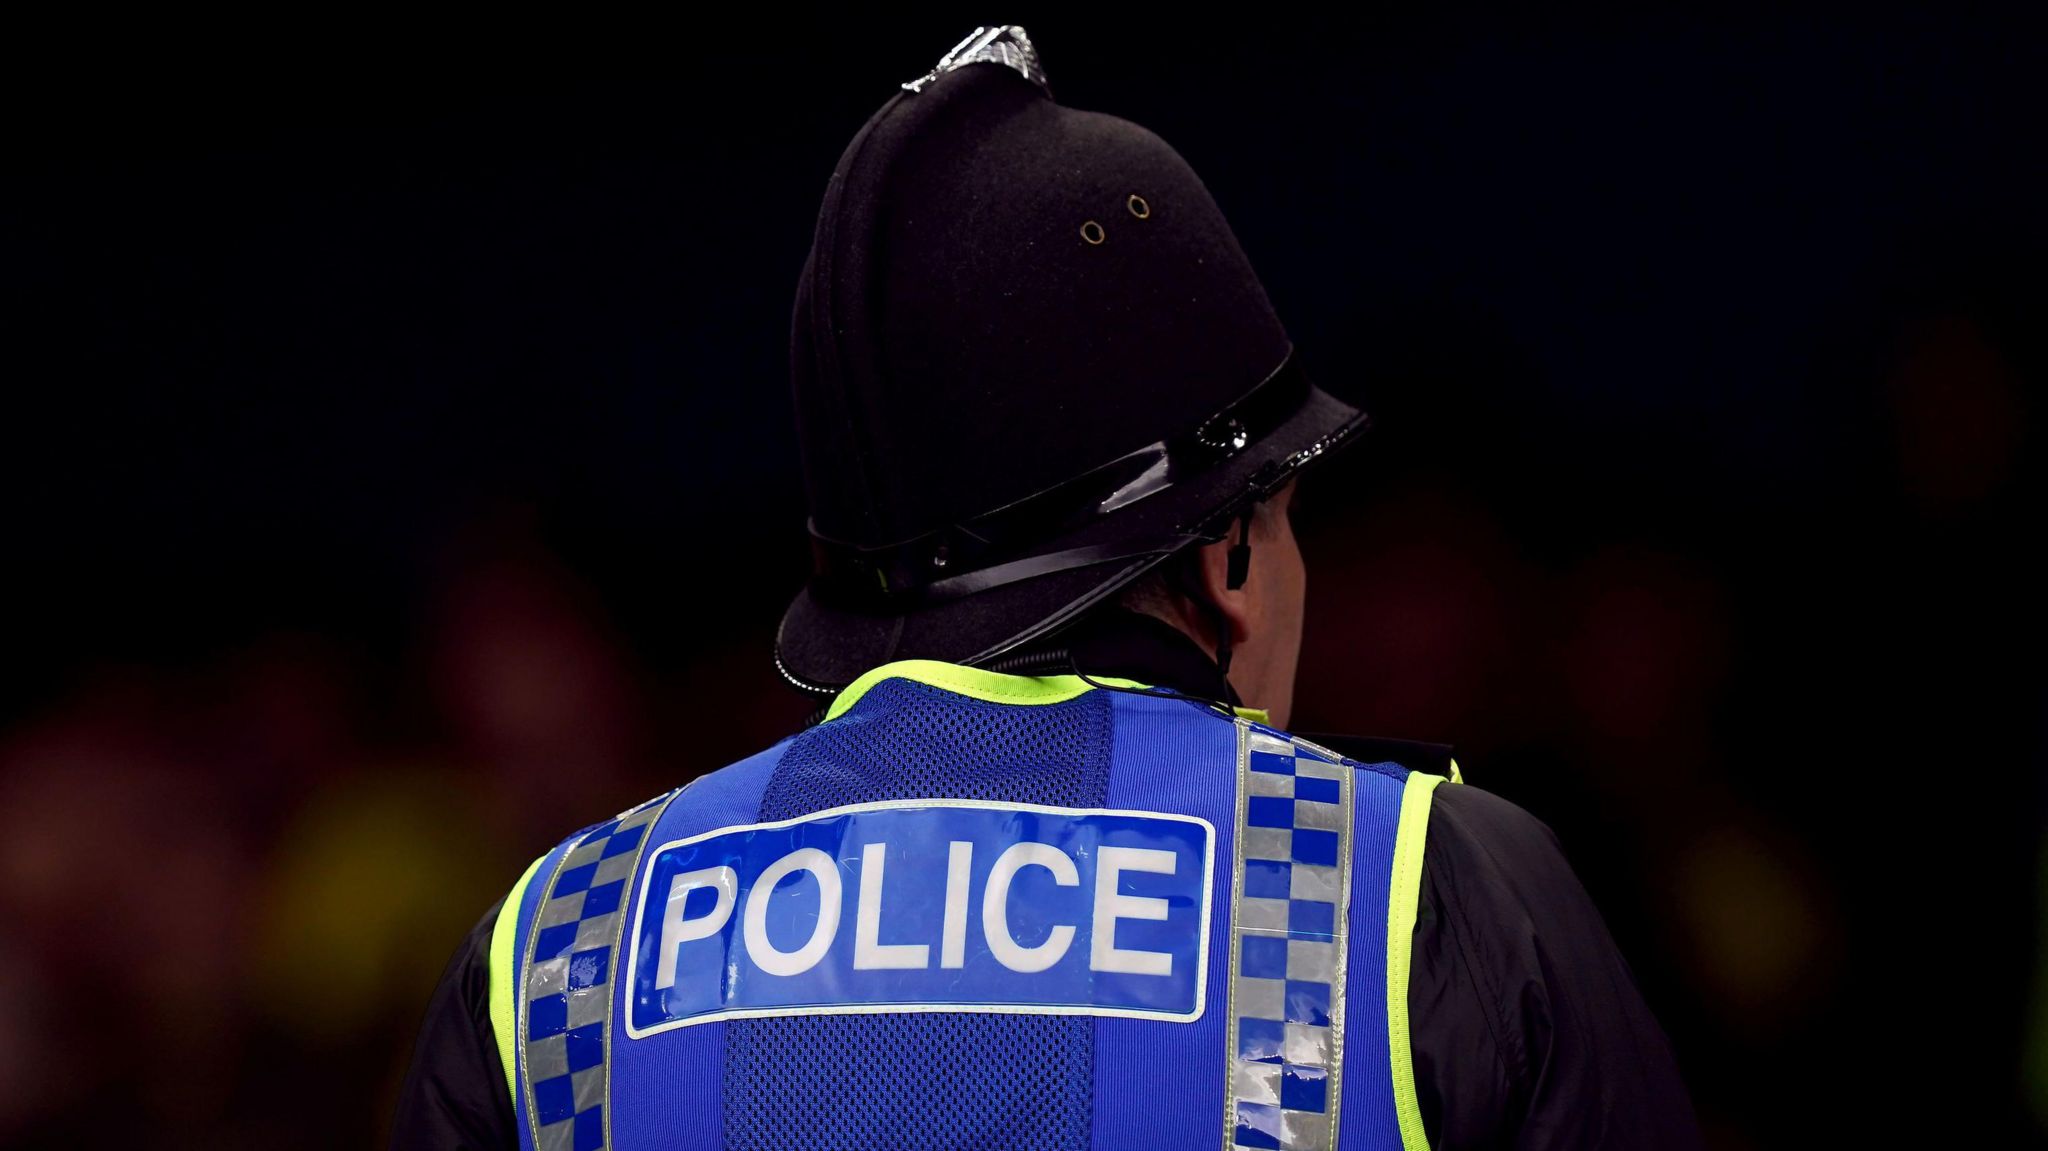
[775,26,1367,693]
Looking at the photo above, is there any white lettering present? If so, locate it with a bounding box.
[854,843,930,969]
[655,866,739,990]
[982,841,1077,973]
[1090,846,1176,976]
[941,841,973,968]
[743,848,841,977]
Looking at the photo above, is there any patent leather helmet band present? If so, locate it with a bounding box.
[807,350,1353,608]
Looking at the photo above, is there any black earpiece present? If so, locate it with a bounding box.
[1226,508,1254,591]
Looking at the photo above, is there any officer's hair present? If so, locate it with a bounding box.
[1116,562,1188,620]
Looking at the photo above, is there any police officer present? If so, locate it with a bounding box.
[395,26,1701,1149]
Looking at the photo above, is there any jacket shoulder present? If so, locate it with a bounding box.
[495,733,801,954]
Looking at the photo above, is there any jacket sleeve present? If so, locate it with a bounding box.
[1406,783,1704,1150]
[390,901,519,1151]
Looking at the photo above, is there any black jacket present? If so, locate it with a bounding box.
[392,615,1702,1149]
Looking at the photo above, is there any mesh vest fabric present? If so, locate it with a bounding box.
[721,677,1114,1150]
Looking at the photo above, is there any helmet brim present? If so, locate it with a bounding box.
[774,383,1365,692]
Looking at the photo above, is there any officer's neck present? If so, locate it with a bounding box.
[1052,608,1240,708]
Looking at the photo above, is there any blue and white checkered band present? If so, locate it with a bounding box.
[1225,723,1354,1151]
[521,791,679,1151]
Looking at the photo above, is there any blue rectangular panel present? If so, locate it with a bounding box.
[622,800,1214,1036]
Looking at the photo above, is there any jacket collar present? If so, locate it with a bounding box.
[1057,609,1240,706]
[822,610,1255,723]
[816,609,1458,778]
[823,660,1149,722]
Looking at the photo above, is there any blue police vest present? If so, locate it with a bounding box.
[488,660,1444,1150]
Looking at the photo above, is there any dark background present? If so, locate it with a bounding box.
[4,12,2043,1148]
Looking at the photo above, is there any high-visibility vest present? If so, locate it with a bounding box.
[488,660,1444,1150]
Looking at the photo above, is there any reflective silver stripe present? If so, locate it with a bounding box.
[519,791,677,1151]
[1223,721,1355,1151]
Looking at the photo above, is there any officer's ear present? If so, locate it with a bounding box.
[1188,482,1299,653]
[1189,516,1258,651]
